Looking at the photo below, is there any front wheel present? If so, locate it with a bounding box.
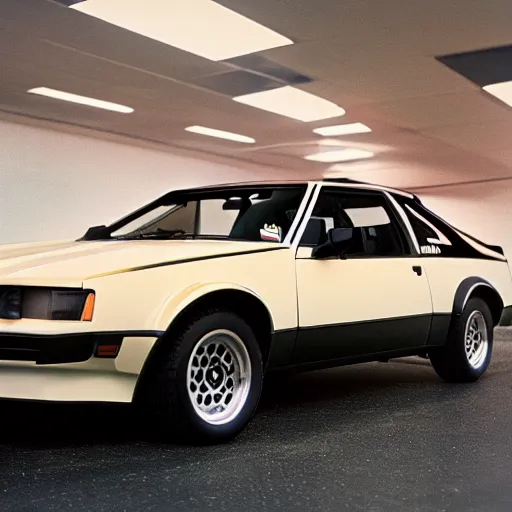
[140,310,263,444]
[429,298,493,382]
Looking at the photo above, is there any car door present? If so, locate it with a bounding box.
[291,185,433,364]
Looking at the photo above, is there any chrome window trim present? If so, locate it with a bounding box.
[282,182,318,246]
[290,183,322,249]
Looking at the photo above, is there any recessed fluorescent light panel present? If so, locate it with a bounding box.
[305,148,374,163]
[27,87,134,113]
[313,122,371,136]
[483,80,512,108]
[185,125,255,143]
[70,0,293,61]
[233,86,345,122]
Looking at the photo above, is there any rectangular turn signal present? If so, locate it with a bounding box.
[96,344,120,358]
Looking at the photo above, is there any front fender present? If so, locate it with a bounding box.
[154,282,275,332]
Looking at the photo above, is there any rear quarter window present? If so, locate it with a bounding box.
[397,196,502,260]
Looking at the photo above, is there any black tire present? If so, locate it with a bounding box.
[138,309,263,444]
[429,297,493,383]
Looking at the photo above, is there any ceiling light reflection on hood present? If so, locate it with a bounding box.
[305,148,374,163]
[70,0,293,61]
[27,87,134,113]
[185,125,255,143]
[233,86,345,122]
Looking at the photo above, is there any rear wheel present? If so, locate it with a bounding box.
[139,310,263,444]
[429,297,493,382]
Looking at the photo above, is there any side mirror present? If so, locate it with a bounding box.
[312,228,354,259]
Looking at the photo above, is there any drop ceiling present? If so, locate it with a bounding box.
[1,0,512,189]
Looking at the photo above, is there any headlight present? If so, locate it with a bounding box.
[0,288,22,320]
[0,287,95,321]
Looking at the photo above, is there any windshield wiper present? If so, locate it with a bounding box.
[114,229,191,240]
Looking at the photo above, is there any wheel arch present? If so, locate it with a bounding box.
[137,284,275,390]
[155,282,275,332]
[452,277,504,326]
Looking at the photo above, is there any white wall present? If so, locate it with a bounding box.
[0,119,288,244]
[3,116,511,256]
[417,180,512,260]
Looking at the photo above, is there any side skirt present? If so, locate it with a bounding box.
[266,346,432,375]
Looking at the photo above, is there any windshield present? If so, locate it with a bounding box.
[88,186,307,243]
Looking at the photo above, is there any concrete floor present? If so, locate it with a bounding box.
[2,342,512,512]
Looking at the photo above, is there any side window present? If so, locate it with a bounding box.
[199,199,239,236]
[300,188,407,257]
[229,188,305,242]
[112,203,195,237]
[155,202,197,233]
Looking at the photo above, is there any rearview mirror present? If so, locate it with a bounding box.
[311,228,354,259]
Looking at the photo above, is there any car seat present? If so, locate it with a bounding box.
[228,190,301,241]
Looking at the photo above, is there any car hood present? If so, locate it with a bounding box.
[0,239,280,287]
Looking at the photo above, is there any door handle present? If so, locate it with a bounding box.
[412,266,422,276]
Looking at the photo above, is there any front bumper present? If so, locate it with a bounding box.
[0,331,162,402]
[0,332,122,365]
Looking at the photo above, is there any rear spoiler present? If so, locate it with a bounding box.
[484,244,505,256]
[451,224,505,255]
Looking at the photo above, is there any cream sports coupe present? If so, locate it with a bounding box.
[1,179,512,442]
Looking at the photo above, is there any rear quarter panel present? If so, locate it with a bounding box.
[422,258,512,313]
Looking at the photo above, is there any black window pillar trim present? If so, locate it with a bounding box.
[385,192,421,256]
[290,183,322,248]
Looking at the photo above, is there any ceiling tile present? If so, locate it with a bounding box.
[487,149,512,168]
[266,45,475,103]
[223,54,311,84]
[1,0,512,188]
[190,70,283,97]
[422,120,512,153]
[1,1,230,82]
[361,91,512,130]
